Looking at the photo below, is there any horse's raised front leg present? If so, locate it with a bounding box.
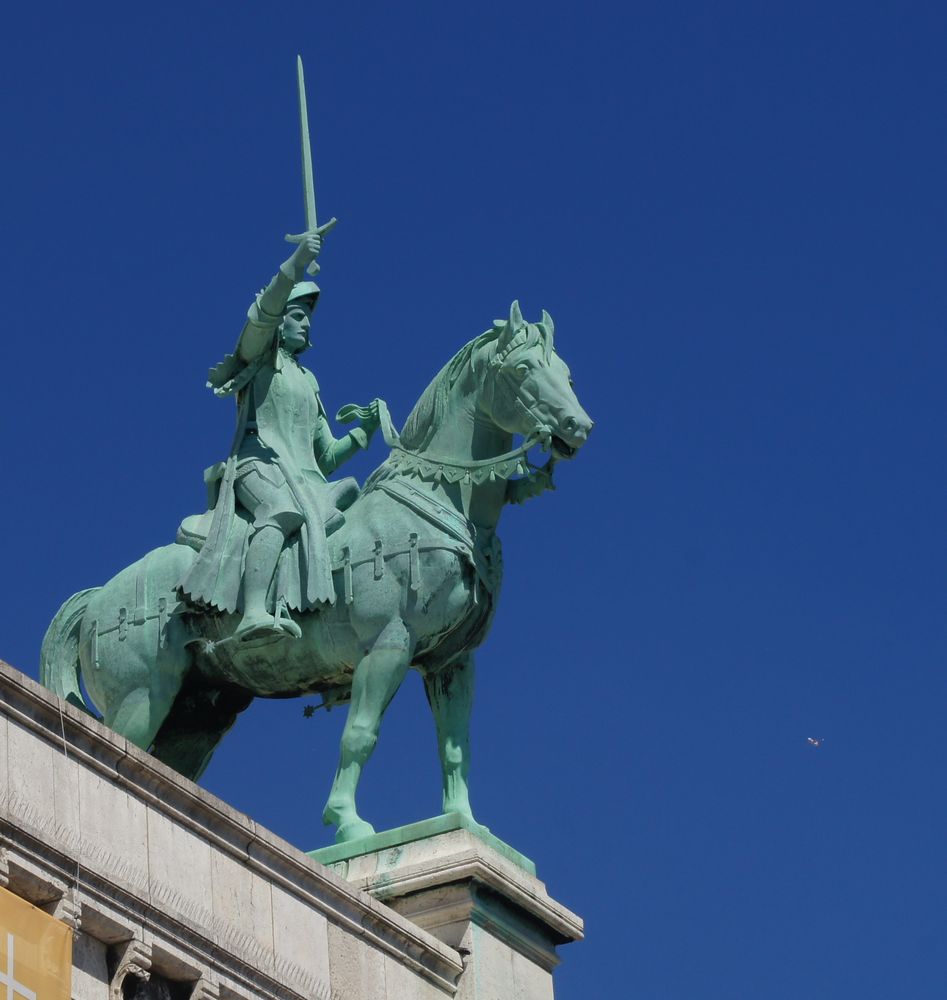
[323,618,413,843]
[423,653,478,824]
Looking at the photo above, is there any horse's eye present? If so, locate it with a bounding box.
[514,363,530,379]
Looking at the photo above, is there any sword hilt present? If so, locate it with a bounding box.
[285,217,338,274]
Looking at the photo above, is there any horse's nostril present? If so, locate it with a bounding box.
[564,417,577,432]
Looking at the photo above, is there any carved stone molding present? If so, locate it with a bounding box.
[110,940,153,1000]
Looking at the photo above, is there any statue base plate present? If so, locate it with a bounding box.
[308,812,536,875]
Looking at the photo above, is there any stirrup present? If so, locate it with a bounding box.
[234,614,285,643]
[274,597,302,639]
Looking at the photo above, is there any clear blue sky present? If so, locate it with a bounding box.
[2,2,945,997]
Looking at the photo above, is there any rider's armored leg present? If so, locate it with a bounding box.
[240,525,295,637]
[234,463,305,641]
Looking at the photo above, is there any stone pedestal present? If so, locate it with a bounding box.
[311,815,583,1000]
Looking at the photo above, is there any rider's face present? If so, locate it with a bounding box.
[280,302,313,353]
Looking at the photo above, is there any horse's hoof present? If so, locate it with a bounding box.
[335,819,376,844]
[445,809,490,838]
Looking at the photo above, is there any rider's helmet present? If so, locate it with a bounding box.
[286,281,320,312]
[281,281,320,352]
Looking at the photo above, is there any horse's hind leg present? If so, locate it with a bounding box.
[151,685,254,781]
[424,653,478,824]
[323,618,413,843]
[98,611,192,755]
[103,657,186,753]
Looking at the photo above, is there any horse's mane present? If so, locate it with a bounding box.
[398,328,499,450]
[398,312,555,452]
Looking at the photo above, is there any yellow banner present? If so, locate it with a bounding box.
[0,887,72,1000]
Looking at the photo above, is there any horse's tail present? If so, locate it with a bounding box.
[40,588,101,716]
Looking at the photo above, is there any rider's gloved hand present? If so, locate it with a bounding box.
[290,230,323,270]
[359,400,382,438]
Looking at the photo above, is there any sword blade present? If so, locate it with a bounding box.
[297,54,318,231]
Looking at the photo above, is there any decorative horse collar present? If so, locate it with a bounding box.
[347,399,550,486]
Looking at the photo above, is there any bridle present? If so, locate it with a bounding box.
[378,351,553,485]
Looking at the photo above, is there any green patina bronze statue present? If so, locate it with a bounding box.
[41,58,593,843]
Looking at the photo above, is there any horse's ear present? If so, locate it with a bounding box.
[541,309,555,342]
[497,300,524,350]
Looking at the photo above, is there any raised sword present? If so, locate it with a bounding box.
[285,54,336,275]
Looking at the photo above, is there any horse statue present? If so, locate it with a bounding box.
[41,301,592,842]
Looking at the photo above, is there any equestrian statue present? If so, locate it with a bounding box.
[40,58,593,843]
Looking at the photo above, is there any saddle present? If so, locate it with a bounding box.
[176,476,359,552]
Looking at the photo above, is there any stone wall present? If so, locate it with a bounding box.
[0,661,463,1000]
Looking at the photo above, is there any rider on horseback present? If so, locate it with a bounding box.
[177,232,381,641]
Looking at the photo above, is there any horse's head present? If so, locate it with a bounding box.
[479,301,593,460]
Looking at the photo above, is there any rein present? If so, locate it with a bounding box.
[339,399,552,486]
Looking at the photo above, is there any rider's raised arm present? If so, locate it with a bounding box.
[235,264,294,362]
[237,234,322,362]
[235,264,301,361]
[208,234,324,397]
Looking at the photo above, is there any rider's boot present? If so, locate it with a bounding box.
[235,524,302,641]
